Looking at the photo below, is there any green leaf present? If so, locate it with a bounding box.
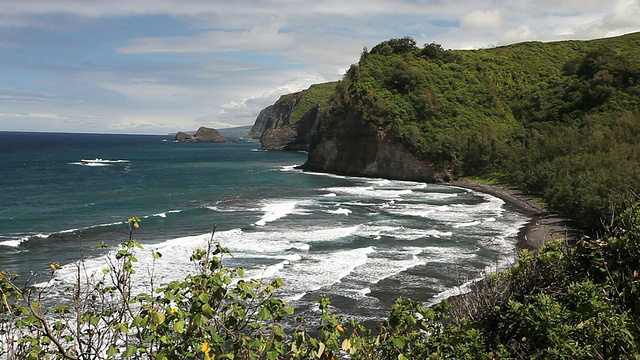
[391,337,405,349]
[121,345,137,358]
[198,293,210,304]
[173,320,185,334]
[131,315,143,327]
[107,345,119,357]
[202,303,214,317]
[257,307,272,320]
[398,354,409,360]
[153,311,166,325]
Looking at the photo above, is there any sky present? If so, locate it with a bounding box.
[1,1,639,134]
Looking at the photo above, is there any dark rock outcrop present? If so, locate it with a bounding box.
[173,127,226,143]
[251,85,449,182]
[302,108,451,183]
[249,82,336,150]
[248,92,316,151]
[260,104,320,151]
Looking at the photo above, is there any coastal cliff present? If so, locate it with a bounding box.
[249,82,336,150]
[253,33,640,231]
[302,107,451,182]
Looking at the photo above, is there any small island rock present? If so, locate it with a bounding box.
[173,127,227,143]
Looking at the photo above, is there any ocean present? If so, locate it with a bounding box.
[0,131,528,322]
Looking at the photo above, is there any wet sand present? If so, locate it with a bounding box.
[448,179,580,249]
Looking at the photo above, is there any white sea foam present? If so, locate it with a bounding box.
[150,209,181,218]
[279,165,300,172]
[0,239,24,248]
[80,158,129,163]
[3,233,49,247]
[254,200,298,226]
[326,208,352,216]
[453,221,482,228]
[23,166,531,326]
[324,186,413,199]
[69,161,112,167]
[355,224,452,241]
[272,246,377,300]
[347,247,423,285]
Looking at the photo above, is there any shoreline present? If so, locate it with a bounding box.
[447,179,580,250]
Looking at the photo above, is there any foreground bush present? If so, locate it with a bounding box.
[0,220,339,359]
[3,208,640,359]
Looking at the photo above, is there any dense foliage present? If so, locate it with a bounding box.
[286,82,338,126]
[3,208,640,358]
[323,32,640,231]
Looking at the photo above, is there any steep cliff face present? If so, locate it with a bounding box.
[260,105,320,151]
[248,92,307,150]
[302,108,450,182]
[248,82,336,150]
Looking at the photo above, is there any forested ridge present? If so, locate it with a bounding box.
[318,32,640,231]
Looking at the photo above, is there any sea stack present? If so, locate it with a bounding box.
[173,126,227,143]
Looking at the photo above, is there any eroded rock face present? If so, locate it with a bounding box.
[249,92,313,150]
[250,84,448,182]
[249,83,336,151]
[260,105,320,151]
[302,108,444,182]
[173,127,226,143]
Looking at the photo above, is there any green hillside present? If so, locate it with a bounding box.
[323,33,640,230]
[287,82,338,125]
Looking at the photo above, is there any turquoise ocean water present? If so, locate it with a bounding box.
[0,131,527,322]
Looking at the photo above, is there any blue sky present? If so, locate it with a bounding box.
[1,0,639,134]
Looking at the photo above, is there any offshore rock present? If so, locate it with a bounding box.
[173,127,226,143]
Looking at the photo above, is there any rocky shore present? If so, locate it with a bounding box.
[449,179,581,250]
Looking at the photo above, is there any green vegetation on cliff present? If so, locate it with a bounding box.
[322,32,640,230]
[287,82,337,125]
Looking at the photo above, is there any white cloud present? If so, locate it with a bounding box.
[460,10,504,30]
[500,25,538,44]
[0,112,69,120]
[603,0,640,31]
[118,18,294,54]
[1,0,640,134]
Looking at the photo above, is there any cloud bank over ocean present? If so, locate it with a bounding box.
[1,0,639,134]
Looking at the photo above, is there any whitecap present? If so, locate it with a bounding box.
[254,200,298,226]
[453,221,482,228]
[270,246,377,298]
[0,239,24,248]
[69,161,112,167]
[279,165,300,172]
[80,158,129,163]
[326,208,352,216]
